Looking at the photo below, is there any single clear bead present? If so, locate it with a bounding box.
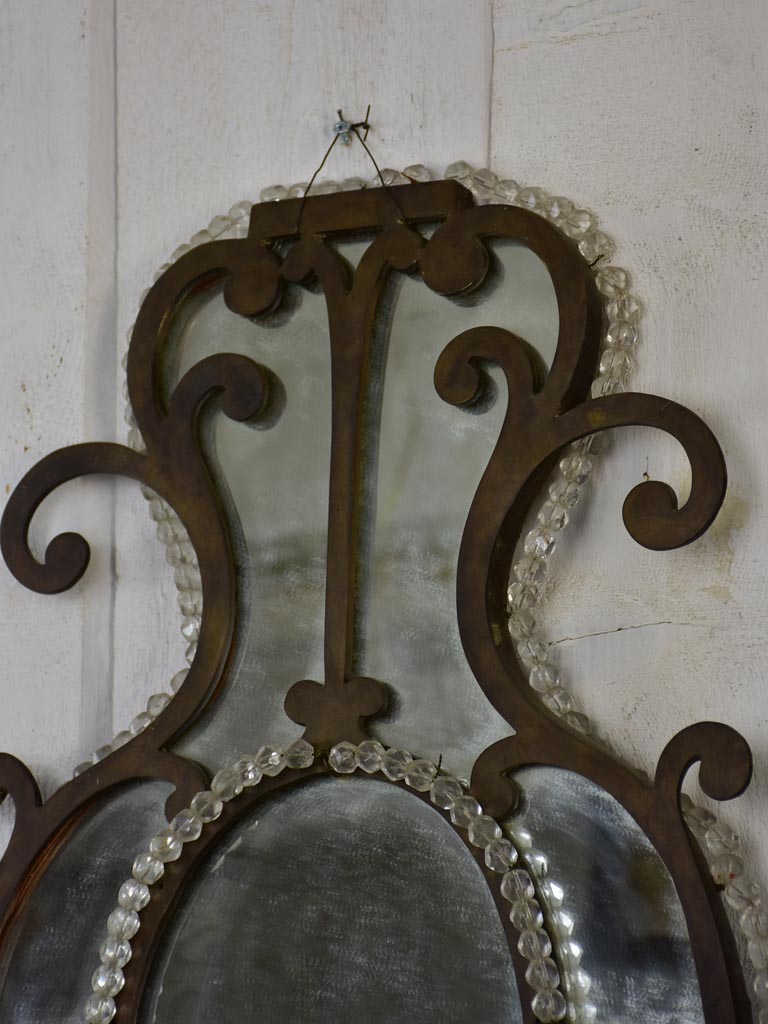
[170,243,191,262]
[450,794,482,827]
[118,878,150,911]
[127,427,145,452]
[606,293,640,322]
[753,969,768,998]
[468,815,502,847]
[531,988,567,1023]
[711,853,744,885]
[314,180,340,195]
[430,776,464,809]
[599,348,633,380]
[356,739,385,774]
[472,167,499,188]
[444,160,473,181]
[146,692,171,718]
[516,186,546,210]
[595,265,628,297]
[190,229,212,247]
[514,554,546,584]
[211,766,243,801]
[485,837,517,873]
[91,964,124,997]
[516,636,548,668]
[501,868,535,903]
[548,478,582,509]
[287,182,308,199]
[233,756,262,787]
[228,200,252,221]
[508,609,537,639]
[339,176,368,191]
[92,745,112,763]
[529,664,560,694]
[559,453,593,484]
[73,761,92,778]
[605,321,638,349]
[191,790,223,822]
[524,526,556,558]
[567,966,592,995]
[156,519,180,545]
[740,906,768,939]
[129,711,152,735]
[255,744,284,777]
[518,927,553,961]
[544,195,573,222]
[284,738,315,769]
[526,849,549,877]
[507,579,540,612]
[107,907,140,940]
[724,875,761,911]
[378,169,409,186]
[542,687,575,716]
[496,179,519,202]
[180,615,200,641]
[704,821,739,857]
[541,879,564,908]
[592,374,624,397]
[112,731,132,749]
[526,956,560,991]
[382,748,412,781]
[684,802,716,831]
[148,497,167,522]
[562,939,583,968]
[207,214,231,237]
[537,500,569,532]
[508,825,533,851]
[405,759,437,791]
[578,229,612,263]
[84,994,116,1023]
[179,589,202,615]
[511,897,544,931]
[572,1002,597,1024]
[403,163,431,182]
[149,828,183,863]
[100,936,131,967]
[564,710,591,734]
[749,936,768,970]
[171,809,202,842]
[132,852,164,884]
[329,741,358,774]
[170,669,187,693]
[563,207,594,236]
[259,184,289,202]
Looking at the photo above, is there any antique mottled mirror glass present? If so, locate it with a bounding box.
[0,166,755,1024]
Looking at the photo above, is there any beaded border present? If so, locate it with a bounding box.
[72,162,764,1020]
[83,739,586,1024]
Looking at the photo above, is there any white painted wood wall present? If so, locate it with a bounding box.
[1,0,767,896]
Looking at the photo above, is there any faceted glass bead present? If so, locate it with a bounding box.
[91,964,124,997]
[591,375,623,398]
[118,878,150,911]
[529,664,560,694]
[450,794,482,828]
[149,828,183,863]
[112,730,131,749]
[501,868,535,903]
[508,609,537,640]
[605,321,638,349]
[93,745,112,763]
[485,837,517,873]
[516,186,546,211]
[750,936,768,970]
[191,790,223,823]
[563,207,594,236]
[129,711,152,735]
[100,937,131,968]
[146,692,171,718]
[516,636,547,668]
[211,766,243,801]
[578,230,612,263]
[170,669,187,694]
[287,183,308,199]
[180,615,200,641]
[496,179,519,202]
[340,176,368,191]
[444,160,473,181]
[468,815,502,848]
[378,169,409,186]
[207,214,232,237]
[526,849,549,877]
[472,167,499,188]
[573,1002,597,1024]
[329,741,358,774]
[544,196,573,221]
[514,554,546,584]
[107,907,140,940]
[753,969,768,998]
[606,293,640,322]
[190,229,212,247]
[595,265,628,298]
[73,761,92,778]
[259,184,289,202]
[542,687,575,716]
[531,988,567,1023]
[228,200,252,220]
[430,776,464,809]
[741,906,768,939]
[508,825,533,851]
[567,966,591,996]
[683,802,716,831]
[724,874,761,911]
[537,500,569,532]
[554,910,574,937]
[507,579,540,612]
[525,956,560,991]
[84,994,116,1024]
[518,927,553,961]
[382,747,412,781]
[599,348,633,380]
[548,478,581,509]
[233,757,262,787]
[284,738,315,769]
[712,853,744,885]
[704,821,739,857]
[564,710,590,734]
[559,453,593,485]
[563,939,583,968]
[523,526,556,558]
[132,852,165,884]
[255,744,284,777]
[511,897,544,931]
[541,879,565,908]
[405,759,437,792]
[171,809,202,842]
[356,739,385,774]
[403,163,431,182]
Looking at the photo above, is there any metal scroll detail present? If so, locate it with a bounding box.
[0,180,752,1022]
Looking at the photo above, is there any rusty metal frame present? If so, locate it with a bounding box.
[0,180,752,1021]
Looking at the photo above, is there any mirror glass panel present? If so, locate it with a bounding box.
[140,776,521,1023]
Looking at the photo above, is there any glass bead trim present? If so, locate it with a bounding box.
[82,739,584,1024]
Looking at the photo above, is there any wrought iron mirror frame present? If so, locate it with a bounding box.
[0,177,753,1022]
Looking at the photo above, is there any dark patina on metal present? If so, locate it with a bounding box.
[0,180,750,1022]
